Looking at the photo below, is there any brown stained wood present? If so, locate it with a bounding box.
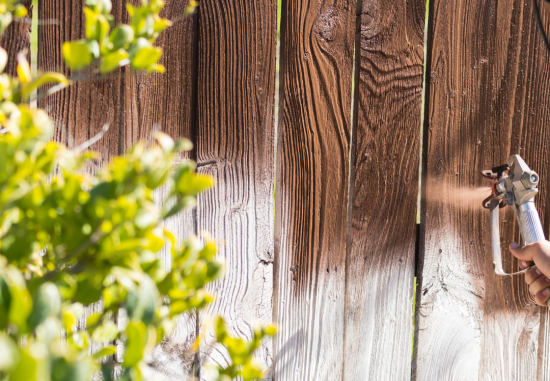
[344,0,424,379]
[478,1,550,379]
[38,2,199,377]
[414,0,550,379]
[122,2,200,377]
[273,0,354,379]
[38,0,124,164]
[0,0,32,77]
[122,0,198,155]
[194,0,276,377]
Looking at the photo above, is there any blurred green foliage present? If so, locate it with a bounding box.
[0,1,275,380]
[62,0,195,74]
[0,0,27,35]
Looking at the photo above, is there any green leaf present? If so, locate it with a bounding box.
[84,7,100,40]
[86,0,113,14]
[154,131,174,153]
[126,275,158,325]
[9,349,37,381]
[74,276,103,305]
[14,5,29,18]
[153,18,172,33]
[129,38,162,70]
[241,359,265,381]
[264,325,277,336]
[109,24,134,51]
[175,138,193,152]
[6,270,32,332]
[50,356,94,381]
[0,13,13,35]
[0,47,7,73]
[28,283,61,330]
[0,332,19,372]
[86,312,102,328]
[62,40,98,71]
[123,320,147,367]
[99,49,129,73]
[21,72,69,100]
[92,321,118,342]
[0,274,11,329]
[92,345,117,360]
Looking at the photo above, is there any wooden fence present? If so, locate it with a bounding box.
[4,0,550,379]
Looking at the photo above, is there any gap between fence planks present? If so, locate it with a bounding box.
[414,0,550,380]
[344,0,424,380]
[194,0,277,377]
[273,0,354,379]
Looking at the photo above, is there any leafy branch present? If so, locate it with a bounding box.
[0,1,275,380]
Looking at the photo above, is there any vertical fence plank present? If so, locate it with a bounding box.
[120,2,201,378]
[415,0,550,379]
[194,0,277,377]
[414,0,494,379]
[344,0,424,379]
[0,0,31,76]
[38,1,124,164]
[273,0,354,379]
[478,0,550,379]
[122,1,198,154]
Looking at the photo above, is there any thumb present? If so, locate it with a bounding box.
[509,242,536,262]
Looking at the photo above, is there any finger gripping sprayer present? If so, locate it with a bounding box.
[482,155,545,276]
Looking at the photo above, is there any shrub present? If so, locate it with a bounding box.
[0,1,275,380]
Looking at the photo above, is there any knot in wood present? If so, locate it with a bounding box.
[314,7,339,42]
[359,0,379,39]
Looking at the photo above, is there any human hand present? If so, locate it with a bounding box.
[510,241,550,306]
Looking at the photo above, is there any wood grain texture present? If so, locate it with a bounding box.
[122,0,198,154]
[38,0,124,164]
[194,0,277,378]
[121,2,199,377]
[0,0,32,77]
[39,2,199,378]
[344,0,424,379]
[147,183,198,379]
[273,0,354,379]
[414,0,550,380]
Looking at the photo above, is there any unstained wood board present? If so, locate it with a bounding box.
[273,0,355,379]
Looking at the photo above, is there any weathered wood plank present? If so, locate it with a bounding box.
[121,2,199,378]
[343,0,424,379]
[414,0,550,379]
[122,0,198,155]
[273,0,355,379]
[194,0,277,378]
[478,0,550,379]
[0,0,32,77]
[38,0,124,164]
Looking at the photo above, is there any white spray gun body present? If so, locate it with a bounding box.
[483,155,545,276]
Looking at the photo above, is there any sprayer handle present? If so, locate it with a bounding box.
[490,199,542,276]
[517,202,545,245]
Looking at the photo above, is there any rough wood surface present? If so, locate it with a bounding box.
[0,0,32,77]
[39,2,199,378]
[273,0,354,379]
[194,0,277,378]
[38,0,124,164]
[344,0,424,379]
[414,0,550,379]
[122,0,198,154]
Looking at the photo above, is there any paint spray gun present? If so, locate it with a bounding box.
[482,155,545,276]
